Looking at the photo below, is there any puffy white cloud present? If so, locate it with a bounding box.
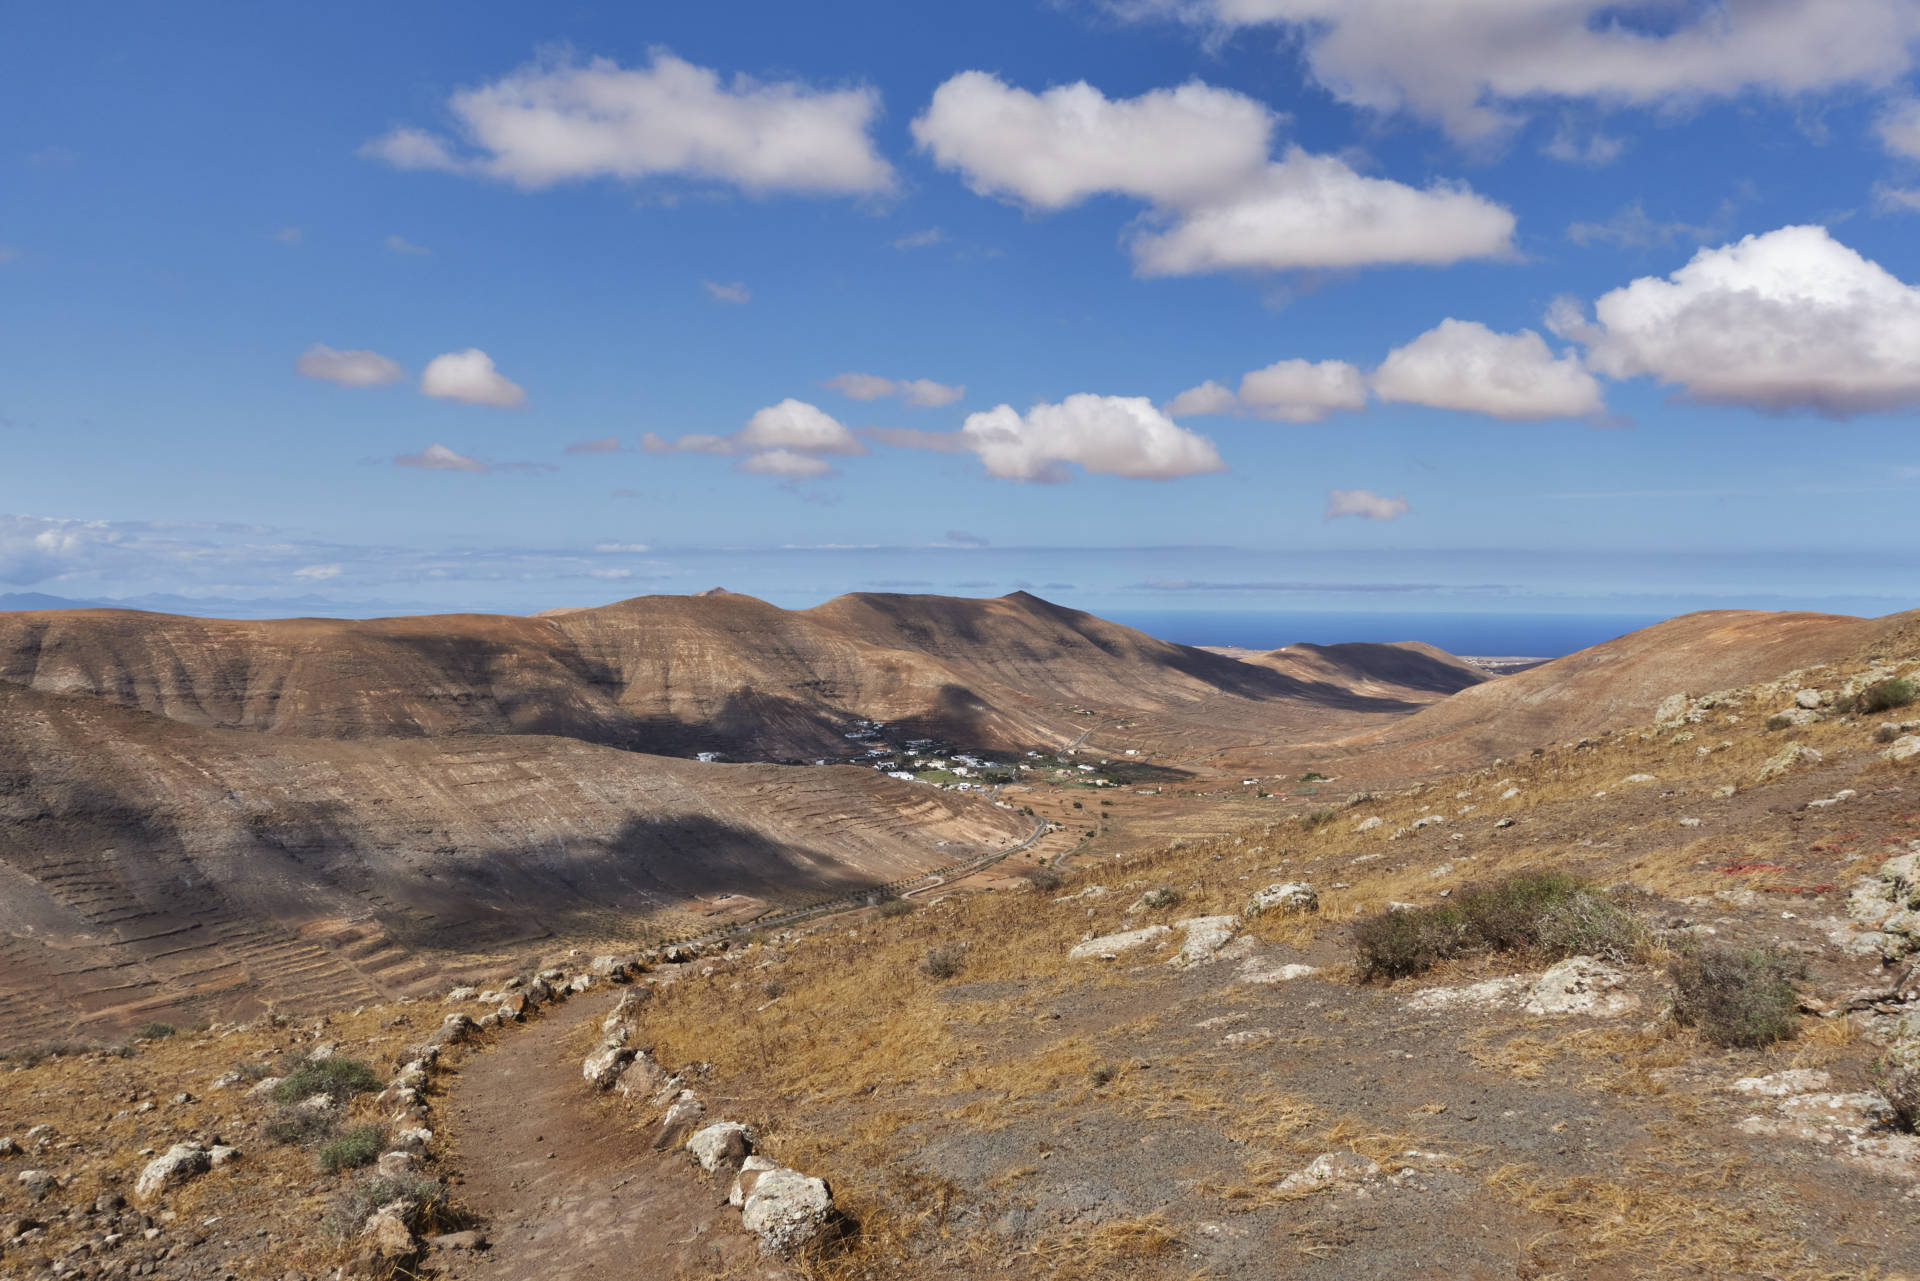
[420,348,527,408]
[1373,320,1604,421]
[1324,488,1409,522]
[294,343,403,388]
[1163,380,1239,417]
[1881,97,1920,158]
[703,280,751,304]
[1556,224,1920,416]
[1165,359,1367,422]
[0,514,122,585]
[824,372,965,407]
[1135,0,1920,142]
[738,399,866,455]
[395,443,488,472]
[737,449,835,478]
[958,394,1225,482]
[363,51,895,196]
[913,72,1513,276]
[1130,148,1516,275]
[913,71,1274,210]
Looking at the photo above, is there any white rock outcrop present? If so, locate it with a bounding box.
[687,1121,756,1172]
[1522,957,1638,1017]
[1067,925,1170,961]
[1246,882,1318,916]
[1171,916,1239,966]
[133,1143,210,1205]
[740,1167,835,1253]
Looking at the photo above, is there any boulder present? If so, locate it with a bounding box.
[652,1090,705,1151]
[613,1049,666,1102]
[244,1076,284,1100]
[17,1169,53,1200]
[133,1144,210,1205]
[590,955,636,982]
[1246,882,1318,917]
[1795,688,1823,709]
[1353,816,1382,833]
[1885,735,1920,766]
[1171,916,1239,966]
[376,1151,416,1178]
[729,1155,780,1207]
[393,1127,434,1154]
[1067,925,1171,961]
[740,1168,835,1253]
[360,1200,419,1262]
[1758,741,1823,782]
[1522,957,1638,1018]
[208,1145,241,1169]
[582,1044,637,1090]
[442,987,478,1004]
[687,1121,756,1173]
[1655,693,1690,727]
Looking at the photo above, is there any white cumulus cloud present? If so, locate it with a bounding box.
[420,348,527,408]
[1556,224,1920,416]
[363,50,895,197]
[1133,0,1920,143]
[1165,359,1367,422]
[958,394,1225,482]
[824,372,965,407]
[1325,488,1409,522]
[738,399,866,455]
[912,72,1513,276]
[294,343,403,388]
[1373,320,1604,421]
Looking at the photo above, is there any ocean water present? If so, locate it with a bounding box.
[1104,611,1672,658]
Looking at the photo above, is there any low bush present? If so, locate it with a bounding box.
[236,1060,275,1081]
[327,1174,447,1241]
[1877,724,1903,744]
[1859,678,1917,715]
[1667,943,1802,1048]
[875,897,916,919]
[1765,714,1795,731]
[921,945,966,981]
[1025,866,1064,892]
[1138,885,1180,910]
[274,1057,381,1107]
[1300,808,1338,832]
[1089,1063,1118,1087]
[264,1105,338,1146]
[1870,1057,1920,1133]
[1351,873,1644,982]
[317,1125,385,1174]
[135,1021,176,1041]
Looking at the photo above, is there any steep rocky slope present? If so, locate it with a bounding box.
[1241,639,1489,701]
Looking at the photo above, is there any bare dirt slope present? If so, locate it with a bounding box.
[1330,607,1918,774]
[1241,640,1489,700]
[0,591,1442,762]
[0,680,1029,1049]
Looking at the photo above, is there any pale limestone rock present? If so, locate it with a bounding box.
[1067,925,1170,961]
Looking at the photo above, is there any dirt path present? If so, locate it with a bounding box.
[433,991,780,1281]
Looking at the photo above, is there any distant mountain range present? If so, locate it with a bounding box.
[0,591,410,618]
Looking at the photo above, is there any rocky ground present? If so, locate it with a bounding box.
[6,633,1920,1279]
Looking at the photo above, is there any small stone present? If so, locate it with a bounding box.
[1246,882,1318,917]
[133,1144,210,1205]
[687,1121,756,1173]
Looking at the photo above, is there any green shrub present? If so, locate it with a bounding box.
[274,1057,381,1107]
[875,897,916,918]
[1138,885,1181,910]
[1300,808,1338,832]
[1667,943,1802,1048]
[1859,678,1916,715]
[135,1021,176,1041]
[1351,873,1644,982]
[1089,1063,1118,1087]
[921,945,966,980]
[1765,714,1794,731]
[264,1105,339,1146]
[317,1125,386,1174]
[1877,724,1903,744]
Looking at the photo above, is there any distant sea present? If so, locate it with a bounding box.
[1105,611,1672,659]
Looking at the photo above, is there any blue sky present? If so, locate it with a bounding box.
[4,1,1920,626]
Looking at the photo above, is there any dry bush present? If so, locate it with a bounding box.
[1351,873,1643,981]
[316,1124,385,1174]
[920,945,966,981]
[1667,943,1801,1048]
[1870,1057,1920,1133]
[274,1057,380,1106]
[1024,866,1064,892]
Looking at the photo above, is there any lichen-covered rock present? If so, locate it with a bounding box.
[1885,735,1920,766]
[1353,816,1382,833]
[687,1121,756,1172]
[729,1155,780,1207]
[1757,742,1822,783]
[1523,957,1638,1017]
[582,1043,637,1090]
[1246,882,1318,916]
[1067,925,1171,961]
[740,1168,834,1253]
[1171,916,1239,966]
[133,1144,209,1204]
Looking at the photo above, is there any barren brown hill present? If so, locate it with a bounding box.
[1339,607,1919,772]
[0,591,1435,762]
[1242,639,1489,701]
[0,678,1032,1048]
